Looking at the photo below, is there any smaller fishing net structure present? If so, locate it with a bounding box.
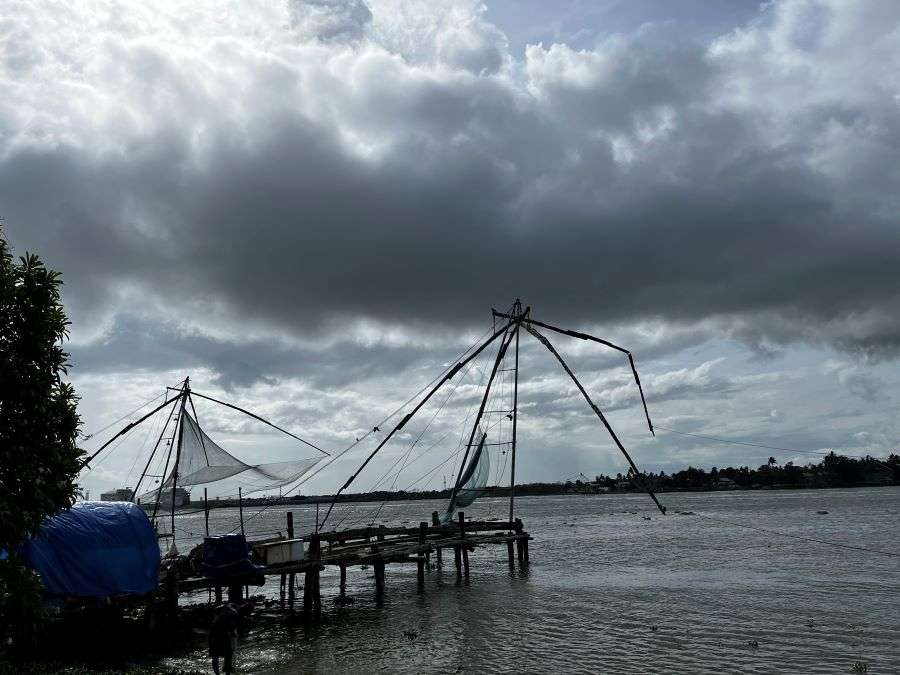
[138,411,320,504]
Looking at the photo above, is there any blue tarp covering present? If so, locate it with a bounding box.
[19,501,160,597]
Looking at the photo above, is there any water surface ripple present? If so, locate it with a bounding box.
[162,487,900,673]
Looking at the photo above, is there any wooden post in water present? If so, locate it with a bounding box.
[374,525,386,596]
[417,522,427,587]
[313,534,321,619]
[432,511,442,568]
[286,512,295,607]
[303,534,321,619]
[515,518,524,563]
[458,511,468,579]
[165,567,179,621]
[339,564,347,597]
[238,487,245,537]
[507,539,515,567]
[204,487,210,536]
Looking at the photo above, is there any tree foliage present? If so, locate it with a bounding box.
[0,235,83,550]
[0,231,83,652]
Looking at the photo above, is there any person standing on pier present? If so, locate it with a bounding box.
[210,603,240,674]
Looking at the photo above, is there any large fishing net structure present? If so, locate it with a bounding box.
[80,299,665,547]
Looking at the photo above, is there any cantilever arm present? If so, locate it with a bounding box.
[318,316,519,530]
[493,311,654,436]
[189,391,330,456]
[525,323,666,515]
[79,394,182,469]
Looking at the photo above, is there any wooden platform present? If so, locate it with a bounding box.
[172,511,532,619]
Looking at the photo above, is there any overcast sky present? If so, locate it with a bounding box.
[3,0,899,499]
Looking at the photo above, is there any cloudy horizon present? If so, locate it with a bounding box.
[3,0,899,498]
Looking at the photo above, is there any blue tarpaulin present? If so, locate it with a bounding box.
[19,501,160,597]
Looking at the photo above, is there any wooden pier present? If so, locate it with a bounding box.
[170,510,532,619]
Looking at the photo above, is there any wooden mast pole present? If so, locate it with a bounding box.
[508,300,521,523]
[448,306,529,514]
[151,378,189,526]
[169,377,190,542]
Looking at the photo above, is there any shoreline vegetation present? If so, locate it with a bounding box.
[167,451,900,514]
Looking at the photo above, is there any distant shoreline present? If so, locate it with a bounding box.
[155,479,899,515]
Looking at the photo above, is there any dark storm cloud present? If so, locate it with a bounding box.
[4,0,900,380]
[69,313,464,389]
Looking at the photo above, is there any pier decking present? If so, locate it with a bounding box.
[170,511,531,619]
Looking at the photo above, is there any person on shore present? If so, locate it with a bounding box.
[210,602,240,674]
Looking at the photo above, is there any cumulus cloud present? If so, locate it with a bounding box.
[3,0,900,491]
[823,359,889,403]
[3,0,900,363]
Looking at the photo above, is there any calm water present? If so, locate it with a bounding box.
[160,487,900,674]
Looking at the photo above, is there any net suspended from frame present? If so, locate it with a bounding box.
[442,432,491,523]
[139,411,321,503]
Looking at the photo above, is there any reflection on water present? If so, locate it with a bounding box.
[161,487,900,674]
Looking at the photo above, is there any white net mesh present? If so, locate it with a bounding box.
[139,411,320,503]
[443,433,491,522]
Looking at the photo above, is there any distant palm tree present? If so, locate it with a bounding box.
[768,456,777,467]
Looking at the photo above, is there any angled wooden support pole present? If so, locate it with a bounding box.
[525,323,667,516]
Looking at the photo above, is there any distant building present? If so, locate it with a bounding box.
[715,476,736,488]
[100,487,134,502]
[136,487,190,508]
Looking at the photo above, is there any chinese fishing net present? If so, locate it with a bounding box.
[138,411,320,504]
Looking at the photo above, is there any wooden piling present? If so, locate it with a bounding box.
[515,518,524,563]
[374,525,386,596]
[165,568,179,621]
[456,511,465,579]
[339,564,347,596]
[304,534,321,618]
[286,512,295,607]
[238,487,245,536]
[374,558,385,596]
[417,522,427,587]
[432,511,442,568]
[507,540,514,567]
[203,487,209,536]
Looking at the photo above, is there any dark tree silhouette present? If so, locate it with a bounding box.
[0,230,83,651]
